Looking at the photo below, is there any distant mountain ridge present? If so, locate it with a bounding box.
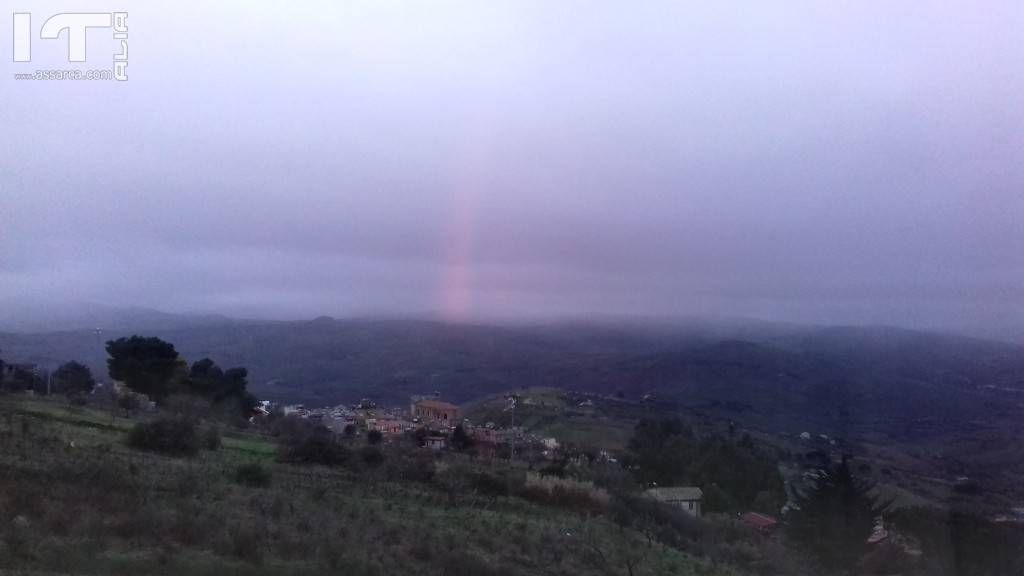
[0,298,237,333]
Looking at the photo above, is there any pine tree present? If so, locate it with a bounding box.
[787,457,886,572]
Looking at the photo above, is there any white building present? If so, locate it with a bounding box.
[645,486,703,517]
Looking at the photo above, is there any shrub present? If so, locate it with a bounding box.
[162,394,212,423]
[521,473,609,512]
[359,445,385,466]
[366,429,383,445]
[469,469,517,497]
[280,436,351,466]
[127,418,200,456]
[384,446,435,483]
[234,463,272,488]
[68,393,89,406]
[116,391,144,416]
[202,426,221,450]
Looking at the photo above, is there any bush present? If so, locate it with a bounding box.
[366,429,383,445]
[68,394,89,406]
[202,426,222,450]
[234,463,272,488]
[127,418,200,457]
[383,446,435,483]
[280,436,351,466]
[469,469,518,497]
[162,394,212,423]
[520,473,609,513]
[116,391,144,416]
[359,445,385,466]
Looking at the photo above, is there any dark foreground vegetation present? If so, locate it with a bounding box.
[0,396,717,576]
[2,393,1021,576]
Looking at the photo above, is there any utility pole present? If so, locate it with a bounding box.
[506,394,517,496]
[510,394,516,467]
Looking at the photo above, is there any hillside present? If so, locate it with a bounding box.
[5,316,1022,510]
[2,318,1021,436]
[0,395,728,576]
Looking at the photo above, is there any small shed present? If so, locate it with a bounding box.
[645,486,703,517]
[425,435,447,451]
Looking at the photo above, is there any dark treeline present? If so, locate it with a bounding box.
[106,335,257,421]
[624,417,785,514]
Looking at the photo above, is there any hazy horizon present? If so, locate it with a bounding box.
[2,295,1023,348]
[3,2,1022,341]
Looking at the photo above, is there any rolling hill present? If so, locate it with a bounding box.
[4,313,1024,505]
[1,315,1021,437]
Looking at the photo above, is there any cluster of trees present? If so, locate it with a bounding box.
[624,419,905,572]
[624,418,784,513]
[106,336,257,419]
[889,506,1024,576]
[2,336,259,439]
[0,349,97,400]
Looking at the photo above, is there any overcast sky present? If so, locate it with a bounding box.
[1,1,1022,336]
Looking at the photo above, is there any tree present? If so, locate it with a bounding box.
[625,418,784,512]
[366,429,383,445]
[187,358,224,398]
[787,458,887,572]
[187,359,257,419]
[106,336,185,401]
[450,424,473,451]
[53,361,96,399]
[626,418,696,486]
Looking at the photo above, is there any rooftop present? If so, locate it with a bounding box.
[414,399,458,411]
[740,512,779,529]
[645,487,703,501]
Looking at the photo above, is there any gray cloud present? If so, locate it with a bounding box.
[2,1,1022,337]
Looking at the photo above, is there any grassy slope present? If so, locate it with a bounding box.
[0,395,724,576]
[463,389,642,452]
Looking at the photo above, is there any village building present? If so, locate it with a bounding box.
[366,418,408,435]
[645,486,703,517]
[410,399,459,427]
[471,426,499,444]
[425,435,447,450]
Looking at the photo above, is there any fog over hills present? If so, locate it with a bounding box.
[2,306,1022,438]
